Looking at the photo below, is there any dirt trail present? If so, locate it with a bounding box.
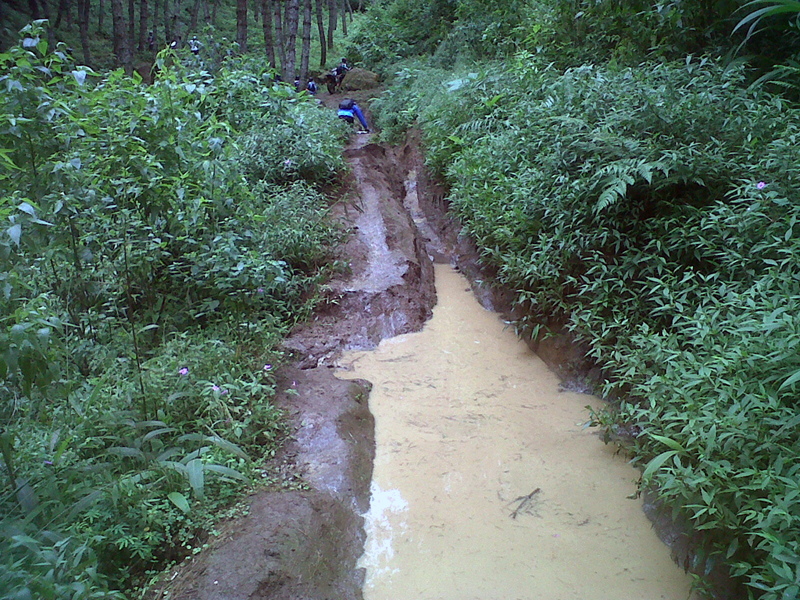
[156,102,437,600]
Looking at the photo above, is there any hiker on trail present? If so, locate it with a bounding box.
[338,98,370,133]
[294,76,301,91]
[189,36,201,55]
[147,31,155,52]
[307,79,318,95]
[326,67,344,93]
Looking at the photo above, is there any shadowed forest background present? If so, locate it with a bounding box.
[3,0,800,599]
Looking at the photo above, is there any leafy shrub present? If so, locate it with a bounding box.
[345,0,458,74]
[0,23,348,597]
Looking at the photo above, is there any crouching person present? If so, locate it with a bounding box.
[337,98,370,133]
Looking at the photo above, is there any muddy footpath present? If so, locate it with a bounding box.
[155,94,443,599]
[154,92,737,600]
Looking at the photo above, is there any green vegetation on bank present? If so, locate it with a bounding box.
[0,23,349,598]
[354,1,800,598]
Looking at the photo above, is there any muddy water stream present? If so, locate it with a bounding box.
[337,265,697,600]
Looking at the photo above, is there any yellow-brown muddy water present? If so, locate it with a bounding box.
[336,265,696,600]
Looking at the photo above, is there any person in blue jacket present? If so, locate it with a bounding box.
[337,98,370,132]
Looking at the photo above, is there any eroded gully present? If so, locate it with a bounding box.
[335,132,699,600]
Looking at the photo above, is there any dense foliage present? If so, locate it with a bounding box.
[346,0,756,76]
[372,51,800,599]
[0,23,349,598]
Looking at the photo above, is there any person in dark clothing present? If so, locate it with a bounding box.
[337,98,369,132]
[307,79,318,95]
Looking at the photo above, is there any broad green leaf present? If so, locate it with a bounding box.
[186,459,205,499]
[71,70,87,86]
[7,224,21,245]
[650,434,686,453]
[778,368,800,391]
[66,489,103,521]
[204,464,247,481]
[205,435,249,461]
[168,491,191,514]
[107,447,145,459]
[642,450,678,480]
[17,203,36,216]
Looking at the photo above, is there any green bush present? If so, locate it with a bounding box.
[0,23,348,597]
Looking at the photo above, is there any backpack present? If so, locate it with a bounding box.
[339,99,355,111]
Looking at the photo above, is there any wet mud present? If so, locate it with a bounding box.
[337,265,698,600]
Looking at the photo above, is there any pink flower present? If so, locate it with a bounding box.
[263,364,272,371]
[257,287,265,293]
[212,385,220,392]
[179,367,189,376]
[220,389,228,395]
[284,159,293,168]
[757,181,766,189]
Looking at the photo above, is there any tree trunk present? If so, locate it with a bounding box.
[77,0,92,64]
[261,0,276,68]
[128,0,136,55]
[236,0,247,52]
[326,0,335,50]
[163,0,171,44]
[346,0,352,21]
[151,0,159,49]
[299,0,311,84]
[111,0,133,72]
[273,0,286,72]
[28,0,41,19]
[98,0,104,32]
[190,0,199,31]
[283,0,299,82]
[138,0,148,51]
[202,0,209,21]
[55,0,70,29]
[340,0,346,36]
[315,0,325,67]
[172,0,182,44]
[253,0,260,23]
[211,0,217,26]
[40,0,58,49]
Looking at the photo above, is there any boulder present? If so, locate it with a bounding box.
[341,67,380,91]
